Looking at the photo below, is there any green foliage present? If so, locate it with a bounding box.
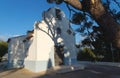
[47,0,63,4]
[55,0,63,4]
[71,12,85,25]
[79,25,120,62]
[77,48,96,61]
[0,41,8,61]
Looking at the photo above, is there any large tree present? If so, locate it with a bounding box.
[47,0,120,48]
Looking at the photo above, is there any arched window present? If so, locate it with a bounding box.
[56,9,62,20]
[56,27,61,35]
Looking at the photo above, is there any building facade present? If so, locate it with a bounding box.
[8,7,77,72]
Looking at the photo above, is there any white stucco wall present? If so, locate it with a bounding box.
[36,21,54,61]
[42,7,77,65]
[24,21,55,72]
[24,33,36,61]
[8,35,27,68]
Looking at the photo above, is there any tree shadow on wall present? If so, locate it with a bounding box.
[8,34,34,68]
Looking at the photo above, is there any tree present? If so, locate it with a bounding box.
[0,41,8,62]
[80,24,120,62]
[46,0,120,48]
[77,48,97,61]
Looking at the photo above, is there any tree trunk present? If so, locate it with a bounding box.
[54,45,64,65]
[64,0,120,48]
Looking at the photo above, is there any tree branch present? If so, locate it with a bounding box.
[64,0,82,10]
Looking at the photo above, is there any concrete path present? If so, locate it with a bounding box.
[0,64,120,78]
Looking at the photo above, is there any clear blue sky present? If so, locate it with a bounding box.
[0,0,77,41]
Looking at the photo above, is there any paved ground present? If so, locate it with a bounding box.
[0,64,120,78]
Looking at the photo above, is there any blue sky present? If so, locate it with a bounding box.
[0,0,77,41]
[1,0,118,43]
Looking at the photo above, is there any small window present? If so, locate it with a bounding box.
[56,27,61,35]
[67,29,72,35]
[56,9,62,20]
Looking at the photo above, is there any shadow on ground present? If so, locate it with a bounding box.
[35,65,120,78]
[0,63,120,78]
[0,68,22,78]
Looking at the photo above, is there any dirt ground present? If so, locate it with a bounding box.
[0,64,120,78]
